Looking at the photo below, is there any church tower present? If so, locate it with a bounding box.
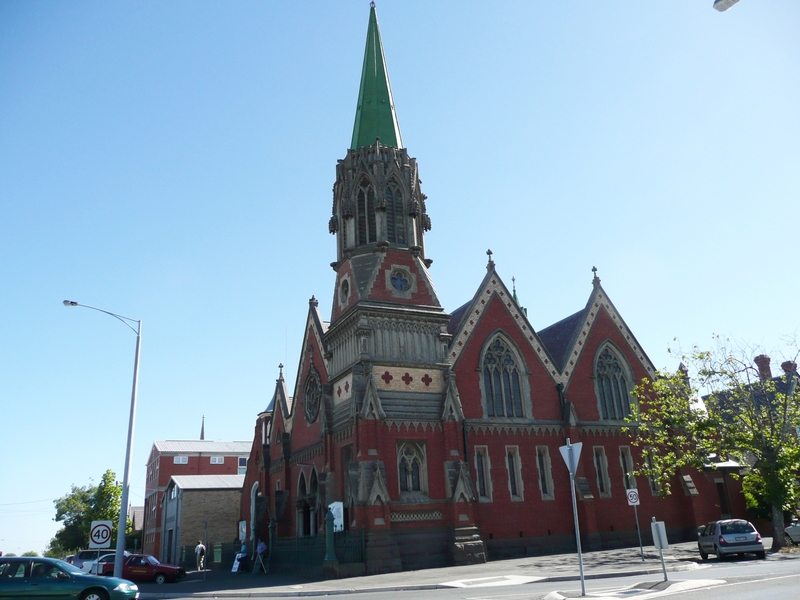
[326,3,451,380]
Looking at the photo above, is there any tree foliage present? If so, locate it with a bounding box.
[48,470,123,555]
[628,337,800,548]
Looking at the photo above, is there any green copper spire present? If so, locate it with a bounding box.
[350,3,402,150]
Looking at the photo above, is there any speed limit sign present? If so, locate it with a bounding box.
[626,489,640,506]
[89,520,113,548]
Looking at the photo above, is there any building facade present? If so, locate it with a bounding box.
[161,474,244,565]
[143,440,250,557]
[240,5,746,573]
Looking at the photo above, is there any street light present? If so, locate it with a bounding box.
[63,300,141,579]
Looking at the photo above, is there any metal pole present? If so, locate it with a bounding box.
[114,323,141,578]
[570,471,586,597]
[634,504,644,561]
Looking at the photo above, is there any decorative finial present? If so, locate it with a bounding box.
[370,1,375,7]
[278,363,284,379]
[486,249,494,271]
[309,295,319,308]
[512,276,516,292]
[592,266,600,286]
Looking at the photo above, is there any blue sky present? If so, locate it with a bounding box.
[1,1,798,555]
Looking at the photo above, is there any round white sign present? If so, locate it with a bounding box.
[89,521,113,548]
[626,489,640,506]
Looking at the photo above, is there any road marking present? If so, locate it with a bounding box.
[441,575,544,588]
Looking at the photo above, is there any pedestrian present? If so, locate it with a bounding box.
[238,541,248,573]
[195,540,206,571]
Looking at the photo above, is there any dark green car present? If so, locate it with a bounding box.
[0,556,139,600]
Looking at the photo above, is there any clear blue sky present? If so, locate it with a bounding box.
[1,1,798,555]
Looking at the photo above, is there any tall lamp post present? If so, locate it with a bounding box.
[63,300,141,579]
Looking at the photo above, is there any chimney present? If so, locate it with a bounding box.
[781,361,798,375]
[754,355,772,381]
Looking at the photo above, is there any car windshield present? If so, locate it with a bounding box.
[720,521,753,535]
[52,560,84,575]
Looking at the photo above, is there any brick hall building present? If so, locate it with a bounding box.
[240,4,744,573]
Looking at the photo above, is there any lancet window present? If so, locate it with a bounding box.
[482,335,525,418]
[397,441,427,495]
[357,179,377,245]
[385,180,406,245]
[594,344,634,420]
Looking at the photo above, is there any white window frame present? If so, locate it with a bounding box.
[593,446,612,498]
[238,457,247,474]
[474,445,493,502]
[210,456,224,465]
[505,445,524,501]
[535,446,555,500]
[619,446,636,490]
[173,455,188,465]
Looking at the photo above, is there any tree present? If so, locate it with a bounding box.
[628,338,800,549]
[49,470,123,554]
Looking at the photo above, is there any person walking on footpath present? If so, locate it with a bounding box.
[195,540,206,571]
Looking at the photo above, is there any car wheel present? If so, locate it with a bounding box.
[717,548,727,561]
[80,590,109,600]
[154,573,167,585]
[699,547,708,561]
[757,550,766,559]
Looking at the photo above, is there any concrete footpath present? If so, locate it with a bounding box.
[138,539,795,599]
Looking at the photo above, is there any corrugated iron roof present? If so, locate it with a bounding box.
[153,440,251,454]
[170,474,245,490]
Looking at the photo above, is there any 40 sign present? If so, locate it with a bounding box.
[89,520,113,549]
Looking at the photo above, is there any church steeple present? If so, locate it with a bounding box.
[351,3,402,150]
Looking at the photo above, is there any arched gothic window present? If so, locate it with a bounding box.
[397,441,427,494]
[385,180,406,245]
[298,473,307,497]
[357,179,376,245]
[482,336,525,418]
[595,345,633,420]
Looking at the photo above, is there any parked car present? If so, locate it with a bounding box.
[0,556,139,600]
[72,549,115,569]
[785,518,800,544]
[97,554,186,584]
[697,519,766,560]
[82,551,130,574]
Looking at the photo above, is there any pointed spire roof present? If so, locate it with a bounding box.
[351,3,402,150]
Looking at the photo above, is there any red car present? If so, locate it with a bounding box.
[98,553,186,584]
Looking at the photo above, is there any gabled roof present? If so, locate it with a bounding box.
[350,3,402,150]
[447,264,560,383]
[537,273,656,383]
[169,474,245,490]
[152,440,251,454]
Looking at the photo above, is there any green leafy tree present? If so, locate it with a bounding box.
[21,551,39,557]
[628,338,800,549]
[49,469,124,554]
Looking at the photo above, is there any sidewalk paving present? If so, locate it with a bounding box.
[139,539,795,599]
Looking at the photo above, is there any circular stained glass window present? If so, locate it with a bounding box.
[304,368,322,424]
[390,269,410,292]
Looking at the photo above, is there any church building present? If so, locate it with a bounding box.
[242,4,745,573]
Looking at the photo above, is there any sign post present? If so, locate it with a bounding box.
[559,438,585,597]
[626,489,644,561]
[651,517,669,582]
[88,520,113,575]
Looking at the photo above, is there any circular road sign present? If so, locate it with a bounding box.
[89,521,113,548]
[626,489,640,506]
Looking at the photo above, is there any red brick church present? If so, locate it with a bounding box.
[240,4,744,573]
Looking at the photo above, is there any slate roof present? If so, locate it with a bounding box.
[537,309,586,372]
[153,440,251,454]
[169,474,245,490]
